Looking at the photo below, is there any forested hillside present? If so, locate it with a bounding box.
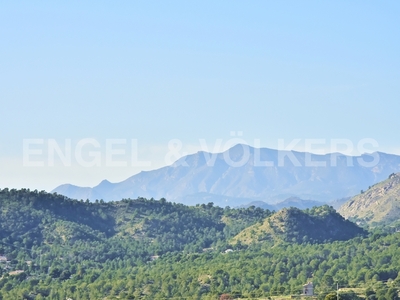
[0,188,271,257]
[232,206,365,245]
[0,189,399,299]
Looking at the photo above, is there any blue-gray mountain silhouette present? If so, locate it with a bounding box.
[52,144,400,206]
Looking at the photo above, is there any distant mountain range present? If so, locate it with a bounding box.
[53,144,400,206]
[243,196,351,211]
[240,197,325,211]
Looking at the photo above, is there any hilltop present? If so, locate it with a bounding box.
[232,205,365,245]
[339,173,400,225]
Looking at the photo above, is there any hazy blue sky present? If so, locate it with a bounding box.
[1,1,400,191]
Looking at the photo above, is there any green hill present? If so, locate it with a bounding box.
[1,188,399,300]
[339,173,400,226]
[0,188,271,258]
[232,205,365,245]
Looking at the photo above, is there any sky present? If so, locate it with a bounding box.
[1,1,400,191]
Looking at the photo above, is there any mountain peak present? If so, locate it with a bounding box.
[52,145,400,205]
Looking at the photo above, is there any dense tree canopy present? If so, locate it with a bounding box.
[0,189,399,299]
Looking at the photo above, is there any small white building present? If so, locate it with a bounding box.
[0,255,7,262]
[9,270,24,276]
[303,282,314,296]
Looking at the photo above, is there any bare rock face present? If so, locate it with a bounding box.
[339,173,400,225]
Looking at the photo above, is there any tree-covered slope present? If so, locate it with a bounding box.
[0,188,272,257]
[2,230,400,299]
[232,205,365,245]
[0,188,399,300]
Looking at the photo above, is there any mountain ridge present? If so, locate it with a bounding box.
[240,197,326,211]
[52,144,400,205]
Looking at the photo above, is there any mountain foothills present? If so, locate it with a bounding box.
[339,173,400,226]
[52,145,400,206]
[0,188,400,299]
